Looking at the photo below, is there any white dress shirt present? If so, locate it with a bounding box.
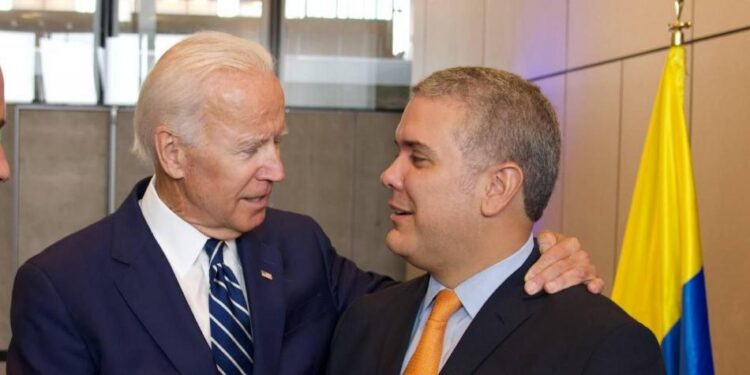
[139,176,249,345]
[400,234,535,374]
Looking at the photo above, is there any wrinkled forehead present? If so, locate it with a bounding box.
[204,70,282,115]
[201,70,286,137]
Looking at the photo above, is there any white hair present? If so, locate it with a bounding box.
[132,31,274,163]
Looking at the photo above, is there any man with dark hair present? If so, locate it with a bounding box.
[327,67,665,375]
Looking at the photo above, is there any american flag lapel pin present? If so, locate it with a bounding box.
[260,270,273,280]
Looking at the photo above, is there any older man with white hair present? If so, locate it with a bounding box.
[7,33,601,374]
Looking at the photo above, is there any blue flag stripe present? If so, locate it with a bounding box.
[660,269,714,375]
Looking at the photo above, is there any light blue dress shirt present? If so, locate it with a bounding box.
[400,234,535,374]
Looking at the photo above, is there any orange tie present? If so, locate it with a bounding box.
[404,289,462,375]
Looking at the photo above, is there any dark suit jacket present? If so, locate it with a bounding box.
[8,178,393,374]
[327,245,665,375]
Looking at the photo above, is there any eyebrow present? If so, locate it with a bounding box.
[236,127,289,150]
[398,140,434,155]
[237,137,265,151]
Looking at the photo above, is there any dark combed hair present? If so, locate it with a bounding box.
[413,67,561,221]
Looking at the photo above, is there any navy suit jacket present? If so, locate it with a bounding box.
[8,178,393,374]
[327,246,665,375]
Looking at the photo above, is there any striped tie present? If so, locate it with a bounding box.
[204,238,254,375]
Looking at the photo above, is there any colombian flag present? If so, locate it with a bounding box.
[611,46,713,375]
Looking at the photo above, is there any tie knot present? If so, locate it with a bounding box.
[430,289,461,323]
[204,238,225,265]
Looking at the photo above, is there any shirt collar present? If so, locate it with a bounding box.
[423,234,534,318]
[139,176,231,277]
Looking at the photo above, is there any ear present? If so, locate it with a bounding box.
[480,162,524,217]
[153,125,187,179]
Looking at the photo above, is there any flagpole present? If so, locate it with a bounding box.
[669,0,691,46]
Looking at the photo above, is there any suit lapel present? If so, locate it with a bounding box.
[110,179,215,374]
[440,246,541,375]
[377,276,430,375]
[237,229,285,375]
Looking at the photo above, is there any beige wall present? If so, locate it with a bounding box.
[412,0,750,373]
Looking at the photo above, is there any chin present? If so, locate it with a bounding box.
[386,232,434,272]
[235,210,267,233]
[385,230,413,258]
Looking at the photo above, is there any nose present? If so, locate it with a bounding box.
[0,146,10,182]
[380,157,402,191]
[258,145,285,182]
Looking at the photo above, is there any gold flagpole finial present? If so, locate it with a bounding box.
[669,0,691,46]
